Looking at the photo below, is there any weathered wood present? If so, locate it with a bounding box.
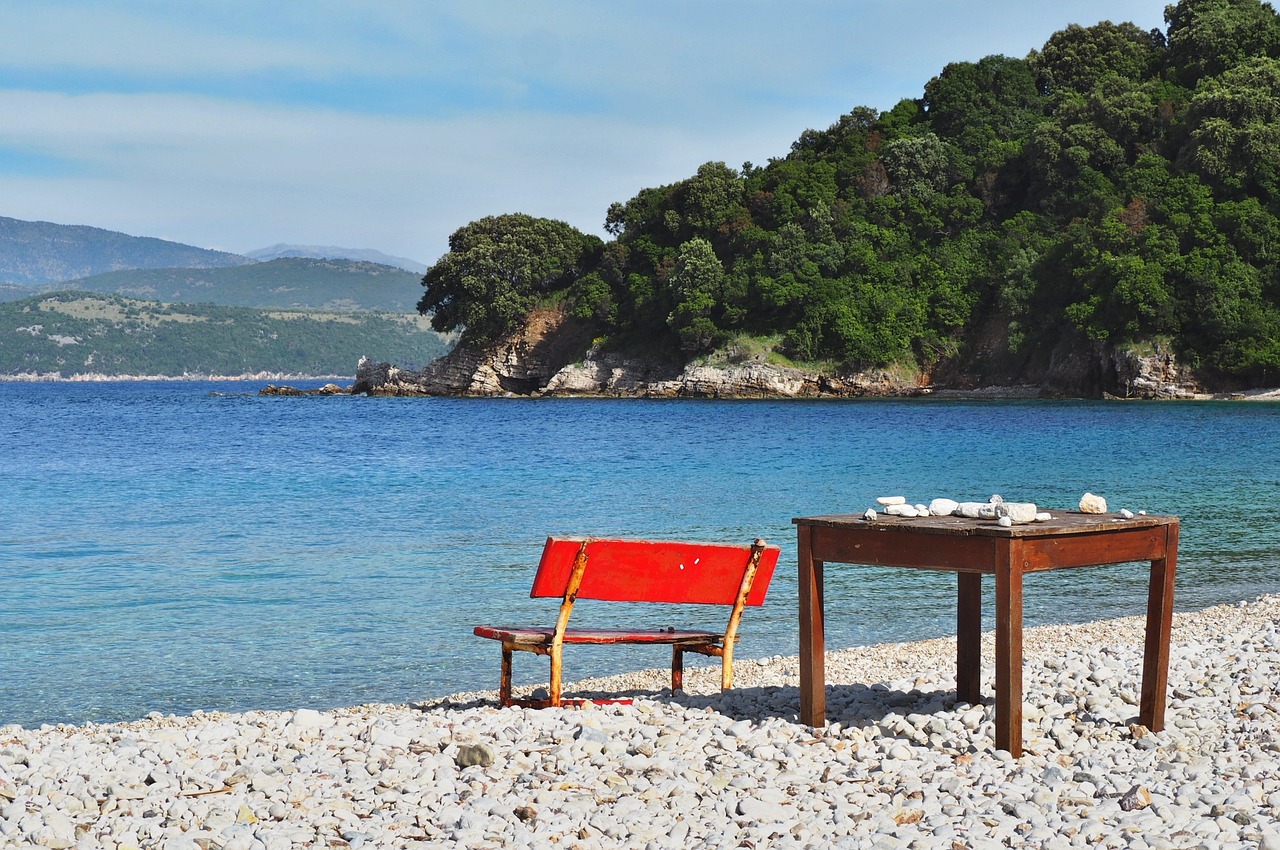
[720,539,768,690]
[476,537,780,706]
[793,511,1180,758]
[994,541,1024,757]
[1140,522,1178,732]
[797,524,826,727]
[956,573,982,705]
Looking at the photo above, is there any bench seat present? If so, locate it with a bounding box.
[473,625,723,645]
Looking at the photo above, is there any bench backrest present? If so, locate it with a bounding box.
[529,537,780,605]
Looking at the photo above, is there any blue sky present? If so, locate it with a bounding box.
[0,1,1168,265]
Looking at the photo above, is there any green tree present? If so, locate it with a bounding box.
[1166,0,1280,86]
[417,214,601,343]
[667,237,726,352]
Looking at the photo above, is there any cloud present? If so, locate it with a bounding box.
[0,1,1174,261]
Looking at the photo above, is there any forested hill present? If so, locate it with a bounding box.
[45,257,425,313]
[418,0,1280,390]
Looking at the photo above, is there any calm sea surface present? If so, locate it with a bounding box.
[2,380,1278,727]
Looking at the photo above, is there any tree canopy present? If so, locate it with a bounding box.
[420,0,1280,385]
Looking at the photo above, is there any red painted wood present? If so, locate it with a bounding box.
[474,625,720,645]
[528,538,780,605]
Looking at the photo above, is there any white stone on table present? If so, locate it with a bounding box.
[1003,502,1038,523]
[885,504,919,517]
[997,516,1013,527]
[928,498,959,516]
[955,502,985,518]
[876,496,906,506]
[1120,508,1135,519]
[913,504,929,515]
[1079,492,1107,513]
[989,494,1004,504]
[1035,512,1052,522]
[863,508,877,522]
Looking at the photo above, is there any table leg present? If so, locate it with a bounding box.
[994,549,1024,757]
[798,525,825,726]
[1140,523,1178,732]
[957,573,982,705]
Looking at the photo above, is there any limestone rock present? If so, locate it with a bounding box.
[929,498,959,516]
[1079,493,1107,514]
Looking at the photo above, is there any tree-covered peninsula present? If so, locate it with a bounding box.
[413,0,1280,395]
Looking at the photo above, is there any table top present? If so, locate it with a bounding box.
[793,511,1179,539]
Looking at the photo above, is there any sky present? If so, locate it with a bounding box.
[0,2,1169,266]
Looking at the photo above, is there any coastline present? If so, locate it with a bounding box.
[0,372,351,383]
[5,596,1280,848]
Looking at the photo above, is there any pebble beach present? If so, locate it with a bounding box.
[4,596,1280,850]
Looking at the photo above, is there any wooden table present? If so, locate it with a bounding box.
[794,512,1179,756]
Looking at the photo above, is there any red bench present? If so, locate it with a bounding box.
[473,537,781,707]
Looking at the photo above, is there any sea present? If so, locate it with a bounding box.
[3,380,1278,729]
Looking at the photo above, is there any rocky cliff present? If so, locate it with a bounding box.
[353,307,1211,400]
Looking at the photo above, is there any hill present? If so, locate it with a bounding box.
[20,257,425,313]
[0,291,452,378]
[416,0,1280,394]
[245,244,428,274]
[0,216,251,284]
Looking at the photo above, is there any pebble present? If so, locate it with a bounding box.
[5,595,1280,850]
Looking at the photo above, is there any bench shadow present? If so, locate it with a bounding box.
[420,681,981,732]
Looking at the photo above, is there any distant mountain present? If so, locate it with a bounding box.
[245,243,428,274]
[0,216,252,284]
[0,291,453,378]
[40,257,426,313]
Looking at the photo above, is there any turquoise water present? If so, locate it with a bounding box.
[2,381,1278,728]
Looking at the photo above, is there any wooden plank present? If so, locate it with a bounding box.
[810,524,998,572]
[475,625,721,645]
[994,541,1024,757]
[529,538,781,605]
[1140,521,1178,732]
[794,512,1176,538]
[797,524,826,727]
[956,573,982,705]
[1018,529,1169,571]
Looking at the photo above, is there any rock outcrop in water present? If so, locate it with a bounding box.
[351,305,1218,400]
[351,306,929,399]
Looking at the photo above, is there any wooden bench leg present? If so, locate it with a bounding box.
[500,643,514,707]
[672,647,685,692]
[549,643,564,707]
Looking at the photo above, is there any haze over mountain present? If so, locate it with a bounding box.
[48,258,424,313]
[245,244,428,274]
[0,216,252,285]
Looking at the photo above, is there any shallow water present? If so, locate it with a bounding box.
[3,381,1278,727]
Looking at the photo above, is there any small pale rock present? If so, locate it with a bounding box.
[737,798,791,822]
[455,743,496,768]
[289,709,324,729]
[886,504,919,517]
[863,508,877,522]
[1079,492,1107,513]
[929,498,959,516]
[997,516,1013,527]
[1003,502,1038,523]
[989,494,1004,504]
[876,496,906,506]
[1119,508,1135,519]
[955,502,985,519]
[913,504,929,515]
[1035,512,1052,522]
